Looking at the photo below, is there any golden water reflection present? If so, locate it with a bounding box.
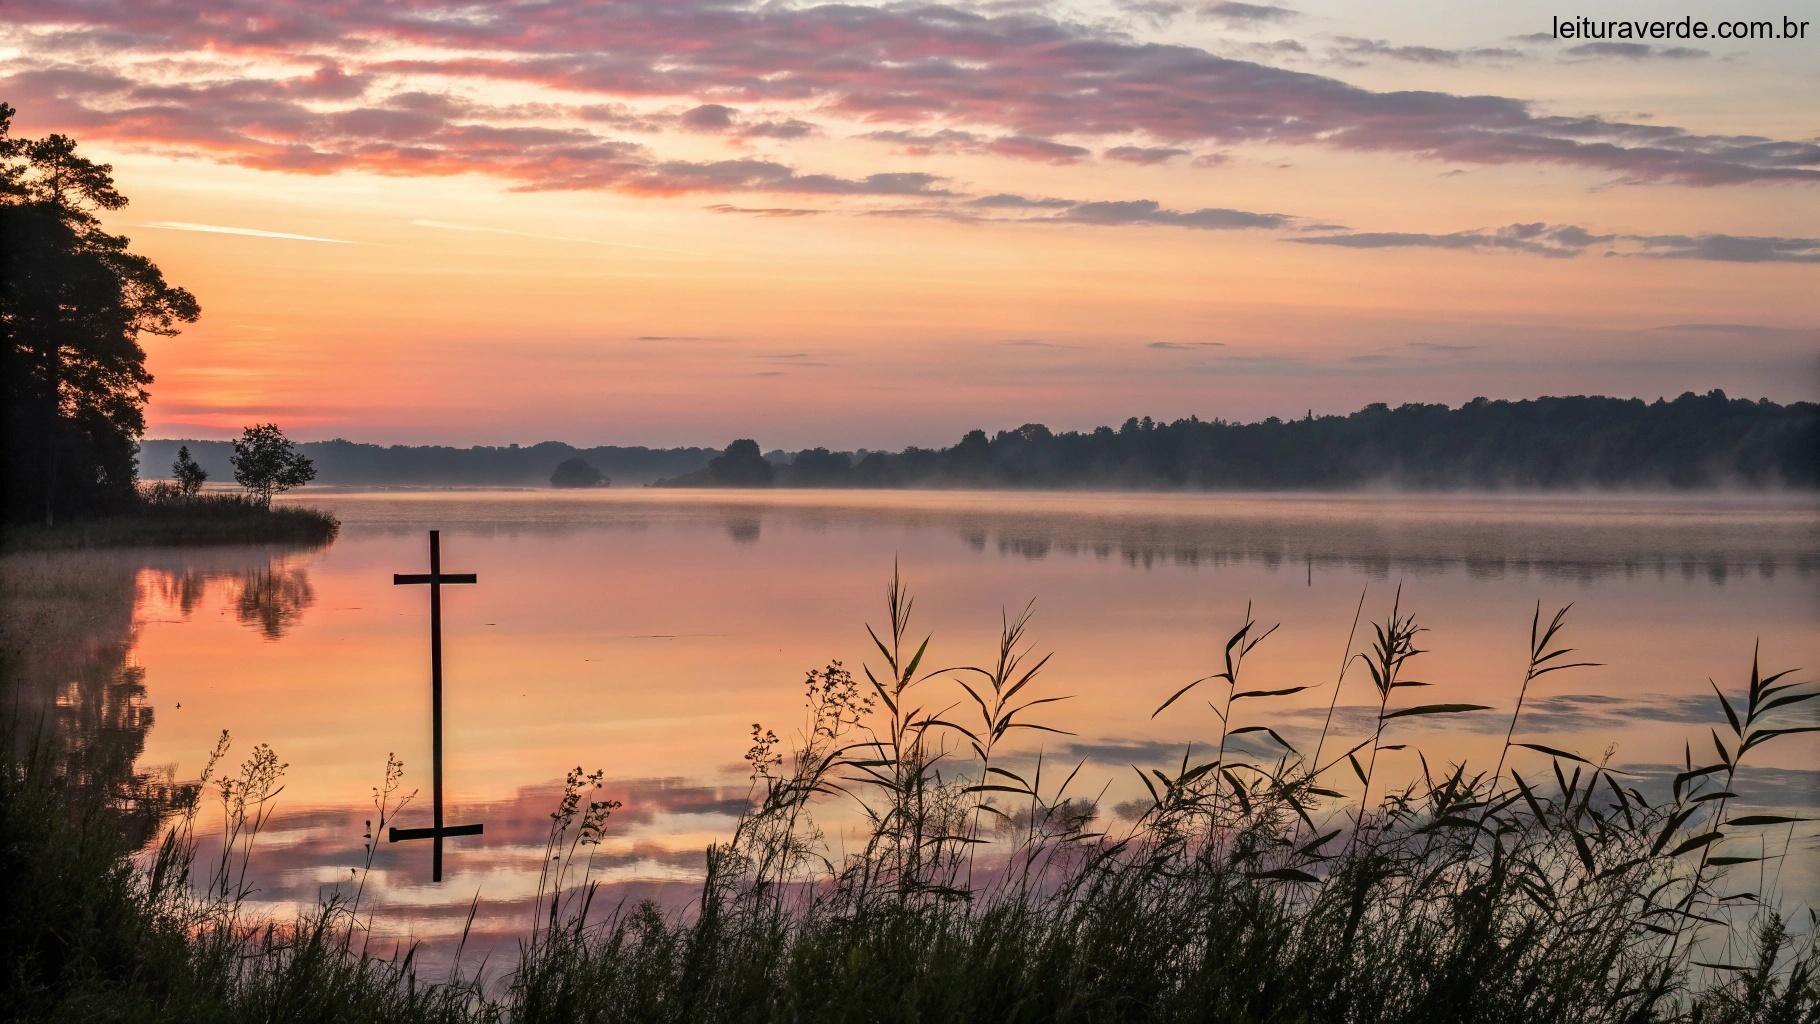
[6,489,1816,976]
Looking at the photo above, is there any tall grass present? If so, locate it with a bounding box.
[2,482,338,551]
[3,575,1816,1022]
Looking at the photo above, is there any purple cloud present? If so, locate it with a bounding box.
[1293,222,1820,263]
[1058,199,1291,229]
[679,103,819,139]
[863,128,1089,164]
[1202,2,1299,25]
[1626,234,1820,263]
[679,103,737,131]
[1328,37,1524,67]
[969,192,1075,209]
[3,0,1814,189]
[1103,145,1191,164]
[1563,42,1708,61]
[705,203,824,217]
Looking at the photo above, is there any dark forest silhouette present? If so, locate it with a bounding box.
[147,392,1818,492]
[656,392,1817,491]
[1,103,198,525]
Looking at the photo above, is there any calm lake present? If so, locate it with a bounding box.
[9,488,1818,967]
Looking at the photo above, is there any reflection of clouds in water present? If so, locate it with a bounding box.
[1619,765,1820,814]
[323,492,1820,582]
[1050,690,1816,810]
[1517,692,1717,730]
[1254,692,1772,739]
[1083,752,1820,833]
[219,774,750,894]
[184,772,754,982]
[1057,738,1204,764]
[24,492,1815,978]
[1055,734,1285,766]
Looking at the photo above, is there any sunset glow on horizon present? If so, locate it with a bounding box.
[4,0,1816,449]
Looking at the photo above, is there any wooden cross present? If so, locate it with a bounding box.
[388,529,483,882]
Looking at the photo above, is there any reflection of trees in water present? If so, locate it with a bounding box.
[142,558,316,640]
[724,516,761,545]
[954,516,1817,582]
[926,519,1816,582]
[3,552,167,847]
[336,498,1817,582]
[1,547,320,848]
[150,564,209,618]
[232,566,314,639]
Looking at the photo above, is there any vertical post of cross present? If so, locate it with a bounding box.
[428,529,445,881]
[390,529,483,882]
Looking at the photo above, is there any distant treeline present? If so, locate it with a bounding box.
[144,392,1817,492]
[657,392,1818,490]
[138,439,720,488]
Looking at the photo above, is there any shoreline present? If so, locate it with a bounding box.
[2,497,339,552]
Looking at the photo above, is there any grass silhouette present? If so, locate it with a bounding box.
[4,483,338,551]
[3,574,1816,1022]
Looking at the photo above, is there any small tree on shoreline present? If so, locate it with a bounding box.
[231,424,315,507]
[172,445,208,497]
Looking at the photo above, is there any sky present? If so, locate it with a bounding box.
[4,0,1818,448]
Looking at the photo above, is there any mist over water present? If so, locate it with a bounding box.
[10,487,1817,975]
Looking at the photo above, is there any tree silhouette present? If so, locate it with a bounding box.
[665,393,1817,491]
[172,444,207,496]
[231,424,316,507]
[232,563,315,640]
[708,439,774,486]
[0,103,200,524]
[788,447,852,485]
[549,456,608,488]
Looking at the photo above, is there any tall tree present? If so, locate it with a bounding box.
[0,103,200,524]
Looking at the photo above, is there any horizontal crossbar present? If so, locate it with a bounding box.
[393,573,478,585]
[388,823,485,842]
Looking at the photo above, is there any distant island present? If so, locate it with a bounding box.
[654,392,1817,491]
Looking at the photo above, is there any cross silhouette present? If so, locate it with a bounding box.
[389,529,483,882]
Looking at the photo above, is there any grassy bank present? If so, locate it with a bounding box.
[2,582,1816,1022]
[3,486,338,551]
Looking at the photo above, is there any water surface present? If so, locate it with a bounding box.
[8,488,1817,964]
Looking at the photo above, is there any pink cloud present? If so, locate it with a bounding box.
[6,0,1817,195]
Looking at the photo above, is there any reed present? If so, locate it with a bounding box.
[3,574,1816,1023]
